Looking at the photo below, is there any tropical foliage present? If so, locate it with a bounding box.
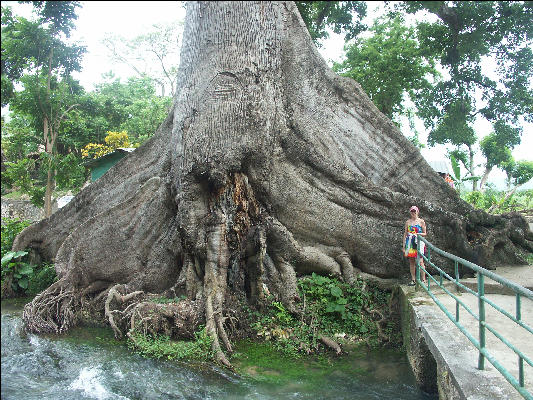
[1,218,57,296]
[249,273,398,357]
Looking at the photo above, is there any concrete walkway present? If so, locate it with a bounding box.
[402,264,533,400]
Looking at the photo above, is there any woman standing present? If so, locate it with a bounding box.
[403,206,427,286]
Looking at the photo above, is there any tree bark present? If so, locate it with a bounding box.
[479,165,492,192]
[13,1,532,361]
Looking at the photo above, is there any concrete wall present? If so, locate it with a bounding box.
[399,285,522,400]
[1,198,44,223]
[400,286,439,394]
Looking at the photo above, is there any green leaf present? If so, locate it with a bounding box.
[2,250,29,266]
[13,250,28,258]
[17,264,33,275]
[334,304,345,312]
[17,278,28,289]
[337,297,347,305]
[450,153,461,181]
[330,286,343,298]
[1,253,15,266]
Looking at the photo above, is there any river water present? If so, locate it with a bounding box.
[2,299,436,400]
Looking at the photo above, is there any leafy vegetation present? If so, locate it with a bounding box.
[1,218,30,256]
[2,1,86,216]
[1,250,33,291]
[462,188,533,214]
[402,1,532,191]
[26,262,56,295]
[295,1,367,44]
[127,328,214,362]
[247,273,398,358]
[81,130,133,160]
[333,14,438,122]
[1,218,56,296]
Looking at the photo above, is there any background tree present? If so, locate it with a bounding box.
[1,1,86,216]
[333,14,438,122]
[478,121,521,191]
[102,21,182,98]
[295,1,367,44]
[401,1,533,191]
[90,75,173,143]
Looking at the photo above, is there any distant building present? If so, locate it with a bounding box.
[83,148,135,182]
[427,160,450,175]
[428,159,455,189]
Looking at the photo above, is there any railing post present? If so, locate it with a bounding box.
[455,260,460,322]
[517,293,524,387]
[478,273,486,370]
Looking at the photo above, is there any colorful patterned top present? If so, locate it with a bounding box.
[405,224,423,258]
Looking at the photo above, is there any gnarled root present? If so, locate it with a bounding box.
[206,295,233,368]
[364,306,390,342]
[128,298,204,339]
[104,284,144,339]
[23,278,79,334]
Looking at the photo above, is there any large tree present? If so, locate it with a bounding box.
[15,1,532,367]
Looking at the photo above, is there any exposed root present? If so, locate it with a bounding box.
[364,306,390,342]
[319,335,342,355]
[104,285,144,339]
[23,278,79,334]
[206,295,233,368]
[216,315,233,353]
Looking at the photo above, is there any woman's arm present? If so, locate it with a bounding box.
[419,219,427,236]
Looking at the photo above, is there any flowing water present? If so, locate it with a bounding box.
[2,299,436,400]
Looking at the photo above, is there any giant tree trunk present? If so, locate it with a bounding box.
[13,1,532,365]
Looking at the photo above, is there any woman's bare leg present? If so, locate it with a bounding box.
[419,259,427,283]
[409,258,416,282]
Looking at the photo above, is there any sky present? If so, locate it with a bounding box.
[3,1,532,189]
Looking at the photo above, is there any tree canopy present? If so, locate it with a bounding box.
[102,21,182,98]
[402,1,533,189]
[333,14,438,121]
[295,1,367,43]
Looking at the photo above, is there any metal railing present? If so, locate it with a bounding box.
[414,236,533,400]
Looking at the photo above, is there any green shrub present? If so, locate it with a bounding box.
[462,188,532,213]
[128,327,214,361]
[1,218,56,295]
[1,250,33,291]
[249,273,396,357]
[1,218,31,256]
[27,262,57,294]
